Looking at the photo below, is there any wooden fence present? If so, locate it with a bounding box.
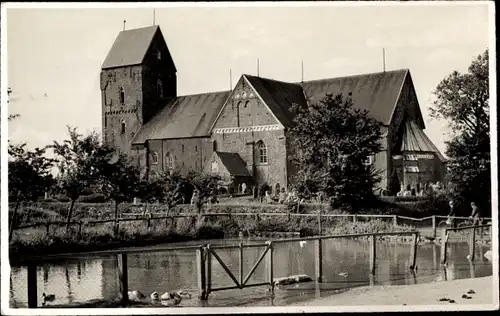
[15,230,421,308]
[440,224,492,265]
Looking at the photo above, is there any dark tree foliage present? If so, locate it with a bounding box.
[185,171,222,214]
[8,143,55,238]
[430,49,490,215]
[139,170,188,214]
[288,93,384,210]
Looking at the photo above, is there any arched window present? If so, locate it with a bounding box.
[182,144,185,153]
[213,140,217,152]
[120,119,126,134]
[258,142,268,164]
[211,161,219,173]
[119,87,125,104]
[244,100,250,108]
[157,50,161,61]
[195,145,198,152]
[104,116,107,129]
[157,80,163,99]
[151,152,159,165]
[165,152,174,169]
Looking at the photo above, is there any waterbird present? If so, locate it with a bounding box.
[338,272,348,277]
[42,293,55,306]
[467,289,476,294]
[160,291,183,306]
[128,290,146,301]
[299,241,307,248]
[176,290,192,299]
[150,291,160,300]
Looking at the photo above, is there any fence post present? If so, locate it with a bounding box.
[468,227,476,261]
[118,253,128,305]
[147,213,152,232]
[369,235,376,275]
[239,243,244,288]
[266,241,274,293]
[353,215,357,224]
[432,215,437,238]
[393,215,398,227]
[315,238,323,282]
[409,233,418,270]
[440,229,448,265]
[46,223,50,236]
[206,245,212,296]
[27,263,37,308]
[196,246,207,300]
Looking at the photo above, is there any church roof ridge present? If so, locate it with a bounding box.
[300,68,409,85]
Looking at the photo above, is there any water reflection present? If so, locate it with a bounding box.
[9,239,492,308]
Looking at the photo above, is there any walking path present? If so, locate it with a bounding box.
[294,276,497,307]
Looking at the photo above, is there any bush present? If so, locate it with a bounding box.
[77,194,108,203]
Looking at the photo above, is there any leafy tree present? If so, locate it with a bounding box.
[8,143,54,239]
[51,127,114,232]
[288,93,384,210]
[430,49,490,215]
[185,171,222,214]
[138,171,186,215]
[97,153,142,233]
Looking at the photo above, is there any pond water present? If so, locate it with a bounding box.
[9,238,492,308]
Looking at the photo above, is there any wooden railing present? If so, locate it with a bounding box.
[439,224,492,265]
[15,230,422,308]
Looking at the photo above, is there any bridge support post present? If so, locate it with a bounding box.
[369,235,376,275]
[239,243,244,288]
[266,241,274,293]
[393,215,398,227]
[197,246,207,300]
[440,229,448,265]
[206,245,212,298]
[27,263,37,308]
[118,253,128,305]
[409,233,418,270]
[432,216,437,238]
[468,227,476,261]
[315,238,323,282]
[317,212,322,236]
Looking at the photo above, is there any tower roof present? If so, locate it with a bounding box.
[102,25,161,69]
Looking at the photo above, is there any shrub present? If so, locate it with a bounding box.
[78,194,109,203]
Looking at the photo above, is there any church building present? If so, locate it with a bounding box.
[100,25,446,194]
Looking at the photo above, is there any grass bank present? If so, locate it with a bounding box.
[9,213,417,258]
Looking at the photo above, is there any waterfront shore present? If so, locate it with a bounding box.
[295,276,496,306]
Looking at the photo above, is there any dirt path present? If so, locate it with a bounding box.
[295,276,497,307]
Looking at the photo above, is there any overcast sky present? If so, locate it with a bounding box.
[4,2,492,156]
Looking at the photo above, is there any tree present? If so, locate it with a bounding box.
[430,49,490,214]
[288,93,384,210]
[97,153,142,233]
[186,171,222,214]
[8,143,54,239]
[51,127,114,233]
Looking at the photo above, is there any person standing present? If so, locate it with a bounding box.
[470,202,481,226]
[447,200,456,228]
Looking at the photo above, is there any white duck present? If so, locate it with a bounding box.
[42,293,55,306]
[150,291,160,301]
[128,290,146,301]
[338,272,348,277]
[299,241,307,248]
[160,291,183,306]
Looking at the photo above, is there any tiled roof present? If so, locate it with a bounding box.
[244,75,308,127]
[301,69,408,125]
[131,91,230,144]
[216,152,251,177]
[102,26,160,69]
[401,120,446,162]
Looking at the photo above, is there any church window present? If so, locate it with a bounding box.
[211,161,219,173]
[157,50,161,61]
[244,100,250,108]
[151,152,159,165]
[120,119,126,134]
[258,142,268,164]
[165,152,174,169]
[104,117,107,129]
[362,155,374,166]
[405,166,419,173]
[195,145,198,152]
[213,140,217,152]
[119,87,125,104]
[182,144,185,153]
[157,80,163,99]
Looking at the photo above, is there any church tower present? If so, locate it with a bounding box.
[100,25,177,156]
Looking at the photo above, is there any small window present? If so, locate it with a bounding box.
[165,152,174,169]
[157,50,161,61]
[211,161,219,173]
[195,145,198,152]
[404,154,418,161]
[120,119,126,134]
[405,166,420,173]
[157,80,163,99]
[244,100,250,108]
[182,144,185,153]
[258,142,268,164]
[213,140,217,152]
[119,87,125,104]
[104,117,107,129]
[151,152,159,165]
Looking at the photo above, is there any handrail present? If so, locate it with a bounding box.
[446,224,492,232]
[271,230,418,244]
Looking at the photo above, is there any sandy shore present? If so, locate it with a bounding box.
[295,276,496,307]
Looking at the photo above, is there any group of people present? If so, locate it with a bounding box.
[395,181,446,197]
[446,200,482,227]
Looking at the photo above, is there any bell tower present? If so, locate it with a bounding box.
[100,25,177,155]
